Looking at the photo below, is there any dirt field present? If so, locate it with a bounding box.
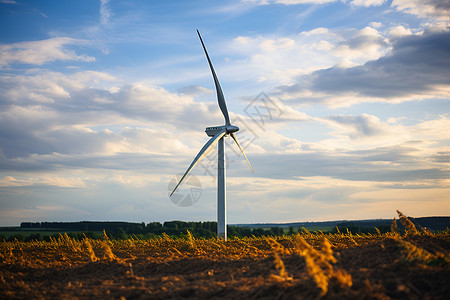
[1,233,449,299]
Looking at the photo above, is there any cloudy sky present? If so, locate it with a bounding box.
[1,0,449,226]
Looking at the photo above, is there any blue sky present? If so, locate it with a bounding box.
[1,0,449,226]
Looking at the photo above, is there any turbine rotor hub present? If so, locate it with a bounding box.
[226,125,239,133]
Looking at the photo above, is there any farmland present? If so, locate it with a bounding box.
[1,226,449,299]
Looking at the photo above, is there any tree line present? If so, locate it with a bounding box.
[2,217,447,242]
[15,221,287,240]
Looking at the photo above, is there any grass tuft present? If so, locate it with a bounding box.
[267,237,292,281]
[295,234,352,295]
[397,210,418,235]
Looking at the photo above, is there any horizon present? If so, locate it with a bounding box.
[4,213,450,228]
[1,0,449,226]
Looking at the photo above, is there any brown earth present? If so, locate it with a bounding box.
[1,234,449,299]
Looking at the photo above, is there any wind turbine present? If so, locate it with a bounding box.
[170,30,254,240]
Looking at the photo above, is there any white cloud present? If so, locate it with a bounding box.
[325,113,397,140]
[0,175,86,188]
[392,0,450,21]
[334,26,390,62]
[242,0,336,4]
[2,0,450,226]
[315,114,450,158]
[0,70,117,107]
[228,29,338,85]
[4,62,447,200]
[102,127,193,155]
[0,66,231,164]
[276,29,450,107]
[243,0,387,6]
[241,0,271,4]
[276,0,337,4]
[411,117,450,140]
[369,22,383,28]
[176,85,213,96]
[227,25,394,88]
[349,0,386,7]
[0,37,95,67]
[388,25,413,38]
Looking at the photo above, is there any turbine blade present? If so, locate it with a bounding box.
[230,132,254,173]
[170,130,227,197]
[197,30,231,126]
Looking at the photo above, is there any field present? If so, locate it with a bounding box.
[1,228,449,299]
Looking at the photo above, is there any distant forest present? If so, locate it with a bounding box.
[4,216,447,242]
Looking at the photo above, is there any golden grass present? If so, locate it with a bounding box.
[83,238,98,262]
[267,237,292,281]
[1,211,446,297]
[294,234,352,295]
[397,210,419,235]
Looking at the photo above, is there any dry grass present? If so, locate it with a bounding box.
[83,238,98,262]
[397,210,419,235]
[294,234,352,295]
[1,211,448,299]
[267,237,292,281]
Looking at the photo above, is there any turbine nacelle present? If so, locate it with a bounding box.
[205,125,239,137]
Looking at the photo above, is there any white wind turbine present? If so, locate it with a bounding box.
[170,30,254,240]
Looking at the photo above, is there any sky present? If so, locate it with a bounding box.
[0,0,449,226]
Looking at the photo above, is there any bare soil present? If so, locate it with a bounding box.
[1,234,449,299]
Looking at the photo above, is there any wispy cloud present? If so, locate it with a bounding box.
[100,0,112,24]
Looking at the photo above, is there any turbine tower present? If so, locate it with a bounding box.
[170,30,254,240]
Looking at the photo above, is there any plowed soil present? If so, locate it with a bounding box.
[1,234,449,299]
